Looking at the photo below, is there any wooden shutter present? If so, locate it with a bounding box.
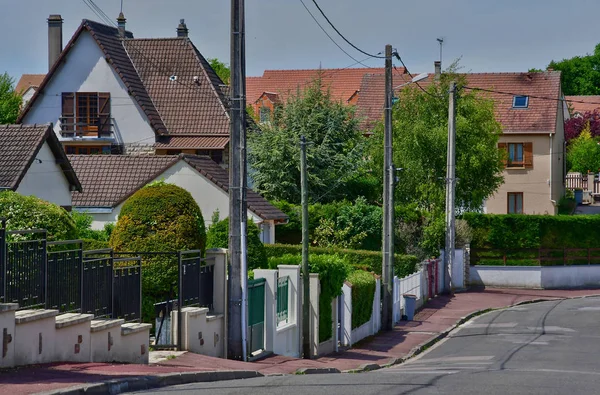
[61,92,74,131]
[524,142,533,168]
[498,142,508,167]
[98,92,111,135]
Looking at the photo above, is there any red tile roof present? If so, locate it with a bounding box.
[357,71,562,133]
[247,67,396,106]
[0,124,81,191]
[14,74,45,94]
[565,96,600,115]
[155,136,229,149]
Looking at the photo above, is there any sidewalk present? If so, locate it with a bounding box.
[2,288,598,394]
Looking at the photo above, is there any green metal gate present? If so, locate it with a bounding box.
[247,278,266,354]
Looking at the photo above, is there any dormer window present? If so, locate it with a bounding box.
[259,106,271,123]
[512,95,529,108]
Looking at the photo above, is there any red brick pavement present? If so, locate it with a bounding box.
[2,288,598,394]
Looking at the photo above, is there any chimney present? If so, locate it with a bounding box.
[117,12,126,37]
[434,61,441,81]
[177,19,189,37]
[47,14,63,71]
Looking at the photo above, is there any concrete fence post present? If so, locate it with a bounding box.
[342,282,352,347]
[309,273,320,358]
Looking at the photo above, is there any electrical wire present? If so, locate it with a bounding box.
[464,86,600,107]
[309,0,386,59]
[299,0,371,68]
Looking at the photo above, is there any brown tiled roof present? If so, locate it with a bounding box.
[15,74,45,94]
[247,67,397,106]
[565,96,600,115]
[357,71,562,133]
[124,38,230,136]
[69,154,287,221]
[69,155,179,207]
[0,124,81,191]
[155,136,229,149]
[181,155,287,221]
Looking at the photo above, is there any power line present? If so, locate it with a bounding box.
[309,0,385,59]
[464,86,600,107]
[299,0,371,68]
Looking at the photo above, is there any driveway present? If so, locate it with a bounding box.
[135,297,600,395]
[573,204,600,215]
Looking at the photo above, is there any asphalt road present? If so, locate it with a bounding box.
[134,296,600,395]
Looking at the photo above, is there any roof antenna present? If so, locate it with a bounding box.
[120,0,124,13]
[436,37,444,66]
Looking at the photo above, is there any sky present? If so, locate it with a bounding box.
[1,0,599,82]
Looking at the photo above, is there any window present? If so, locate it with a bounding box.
[499,142,533,168]
[259,106,271,123]
[512,96,529,108]
[508,143,524,167]
[61,92,111,135]
[64,145,111,155]
[508,192,524,214]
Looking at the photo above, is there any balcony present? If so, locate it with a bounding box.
[59,117,115,142]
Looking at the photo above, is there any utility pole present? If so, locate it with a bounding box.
[300,135,310,358]
[382,44,394,331]
[228,0,247,361]
[444,81,457,293]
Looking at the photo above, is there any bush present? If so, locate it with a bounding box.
[109,183,206,323]
[205,217,267,270]
[463,213,600,250]
[264,244,419,278]
[347,270,376,329]
[82,238,109,251]
[0,191,77,240]
[71,211,113,241]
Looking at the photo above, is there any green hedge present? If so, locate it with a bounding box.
[347,270,376,329]
[82,238,110,251]
[463,213,600,249]
[206,218,267,270]
[264,244,419,278]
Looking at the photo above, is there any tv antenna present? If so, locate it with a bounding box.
[437,37,444,64]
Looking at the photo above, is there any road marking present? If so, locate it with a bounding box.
[405,356,495,364]
[525,326,575,333]
[577,307,600,311]
[463,322,518,329]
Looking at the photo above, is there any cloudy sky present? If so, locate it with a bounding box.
[1,0,599,81]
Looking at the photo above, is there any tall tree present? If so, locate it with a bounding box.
[548,44,600,95]
[248,78,366,203]
[369,70,504,214]
[0,73,21,124]
[208,58,230,85]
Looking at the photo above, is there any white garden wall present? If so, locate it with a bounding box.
[470,265,600,289]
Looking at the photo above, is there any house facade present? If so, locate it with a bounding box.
[0,124,81,208]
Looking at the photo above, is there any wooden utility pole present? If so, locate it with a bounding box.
[382,44,394,331]
[300,135,310,358]
[444,81,457,293]
[228,0,247,361]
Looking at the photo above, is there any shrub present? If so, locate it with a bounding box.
[205,217,267,270]
[0,191,77,240]
[82,238,109,251]
[71,211,113,241]
[347,270,376,329]
[264,244,419,278]
[109,183,206,323]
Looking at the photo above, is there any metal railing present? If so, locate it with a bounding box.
[113,257,142,322]
[59,116,114,138]
[47,240,83,313]
[276,275,289,324]
[179,250,215,310]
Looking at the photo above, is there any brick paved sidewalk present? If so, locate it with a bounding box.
[2,288,598,394]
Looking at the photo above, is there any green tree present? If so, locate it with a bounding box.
[548,43,600,95]
[567,127,600,173]
[208,58,230,84]
[0,73,21,124]
[248,77,367,203]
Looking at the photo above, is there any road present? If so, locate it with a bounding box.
[134,297,600,395]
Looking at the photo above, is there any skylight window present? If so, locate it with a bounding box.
[513,96,529,108]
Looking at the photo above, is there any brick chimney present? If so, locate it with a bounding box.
[47,14,63,71]
[434,61,441,81]
[117,12,126,37]
[177,19,188,37]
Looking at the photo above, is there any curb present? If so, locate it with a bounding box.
[295,367,340,375]
[37,370,264,395]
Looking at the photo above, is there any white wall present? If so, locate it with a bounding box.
[21,31,155,145]
[471,265,600,289]
[16,142,72,207]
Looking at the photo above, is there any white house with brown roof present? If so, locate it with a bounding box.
[69,154,287,243]
[0,124,81,208]
[357,67,567,215]
[18,16,231,164]
[14,74,45,107]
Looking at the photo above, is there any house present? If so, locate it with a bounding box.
[17,15,231,164]
[14,74,45,107]
[69,154,287,243]
[356,65,566,215]
[246,67,401,123]
[0,123,82,208]
[565,96,600,116]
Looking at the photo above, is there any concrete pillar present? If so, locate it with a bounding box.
[253,269,277,353]
[342,282,352,347]
[309,273,320,358]
[206,249,227,315]
[0,304,18,368]
[373,278,381,333]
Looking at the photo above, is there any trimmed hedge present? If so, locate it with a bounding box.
[264,244,419,278]
[463,213,600,249]
[347,270,376,329]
